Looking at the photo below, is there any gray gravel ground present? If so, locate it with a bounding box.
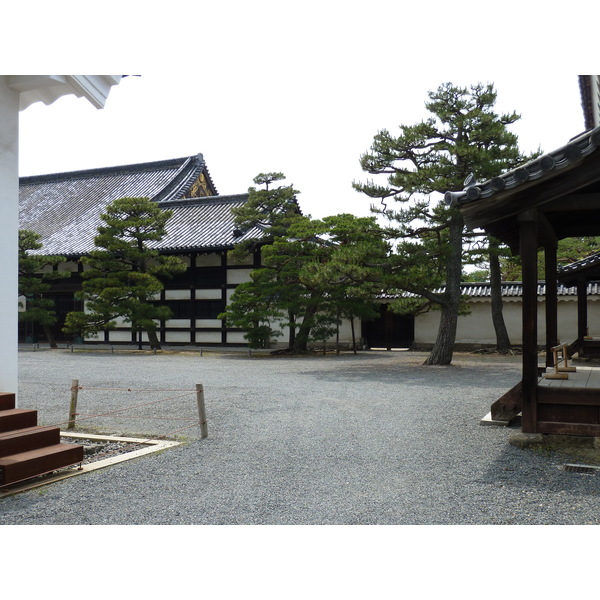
[2,346,600,525]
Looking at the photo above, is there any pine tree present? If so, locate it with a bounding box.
[18,229,69,348]
[63,197,186,349]
[354,82,529,364]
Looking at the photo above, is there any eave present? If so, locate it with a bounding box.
[445,126,600,253]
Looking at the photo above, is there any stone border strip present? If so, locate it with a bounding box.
[0,432,180,498]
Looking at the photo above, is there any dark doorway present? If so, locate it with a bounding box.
[18,292,81,344]
[362,304,414,349]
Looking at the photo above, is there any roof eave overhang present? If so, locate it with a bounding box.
[10,75,123,111]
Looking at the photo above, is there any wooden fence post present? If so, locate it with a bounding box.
[196,383,208,438]
[68,379,79,430]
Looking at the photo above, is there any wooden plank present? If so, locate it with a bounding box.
[490,381,522,422]
[538,386,600,405]
[537,421,600,436]
[586,369,600,388]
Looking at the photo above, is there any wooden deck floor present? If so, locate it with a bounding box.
[539,366,600,388]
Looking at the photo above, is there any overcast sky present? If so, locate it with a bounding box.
[18,73,587,220]
[13,2,596,222]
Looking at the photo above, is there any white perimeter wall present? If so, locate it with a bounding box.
[414,297,600,346]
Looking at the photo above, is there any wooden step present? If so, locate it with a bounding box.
[0,426,61,458]
[0,393,16,411]
[0,409,38,433]
[0,443,84,486]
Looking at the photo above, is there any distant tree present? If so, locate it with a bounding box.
[502,236,600,280]
[229,172,302,257]
[63,197,186,349]
[18,229,69,348]
[222,192,387,352]
[354,82,531,363]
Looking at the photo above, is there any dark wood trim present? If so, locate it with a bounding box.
[577,278,588,347]
[519,211,539,432]
[537,422,600,436]
[538,386,600,405]
[544,245,558,367]
[221,251,228,345]
[462,151,600,230]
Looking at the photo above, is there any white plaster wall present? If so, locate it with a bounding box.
[414,297,600,346]
[197,289,222,300]
[196,253,221,267]
[108,331,132,342]
[196,331,222,343]
[195,319,221,328]
[0,78,19,397]
[164,319,191,329]
[164,289,191,300]
[227,269,254,285]
[165,331,191,343]
[226,331,249,344]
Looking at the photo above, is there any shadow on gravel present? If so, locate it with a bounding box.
[294,362,522,390]
[478,442,600,498]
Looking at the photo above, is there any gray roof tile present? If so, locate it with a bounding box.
[445,125,600,208]
[378,281,600,300]
[18,155,257,257]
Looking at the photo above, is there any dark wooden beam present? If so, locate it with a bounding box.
[461,150,600,231]
[519,210,539,433]
[537,212,558,249]
[544,245,558,368]
[543,193,600,212]
[577,277,588,354]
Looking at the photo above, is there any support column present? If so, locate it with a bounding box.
[0,78,20,400]
[544,244,558,367]
[519,210,539,433]
[577,277,588,355]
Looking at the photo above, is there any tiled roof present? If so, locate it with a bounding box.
[445,125,600,210]
[150,195,264,252]
[558,252,600,276]
[377,281,600,300]
[18,155,233,256]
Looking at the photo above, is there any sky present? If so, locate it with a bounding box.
[12,1,597,223]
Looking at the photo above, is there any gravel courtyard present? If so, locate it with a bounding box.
[2,346,600,525]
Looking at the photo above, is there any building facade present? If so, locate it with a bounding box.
[19,154,360,348]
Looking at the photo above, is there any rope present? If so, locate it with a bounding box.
[74,414,196,422]
[63,391,195,425]
[79,387,194,392]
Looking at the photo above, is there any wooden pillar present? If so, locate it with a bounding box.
[519,210,539,433]
[221,251,228,345]
[544,244,558,367]
[577,277,588,355]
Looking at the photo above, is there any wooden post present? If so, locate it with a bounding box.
[196,383,208,438]
[577,278,588,352]
[68,379,79,430]
[519,211,538,433]
[544,243,558,368]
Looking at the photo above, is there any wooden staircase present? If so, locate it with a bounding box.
[0,392,84,487]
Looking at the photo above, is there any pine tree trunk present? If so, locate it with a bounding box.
[424,210,463,365]
[293,320,311,353]
[147,328,161,350]
[292,304,319,353]
[42,323,58,349]
[287,310,296,350]
[489,243,511,352]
